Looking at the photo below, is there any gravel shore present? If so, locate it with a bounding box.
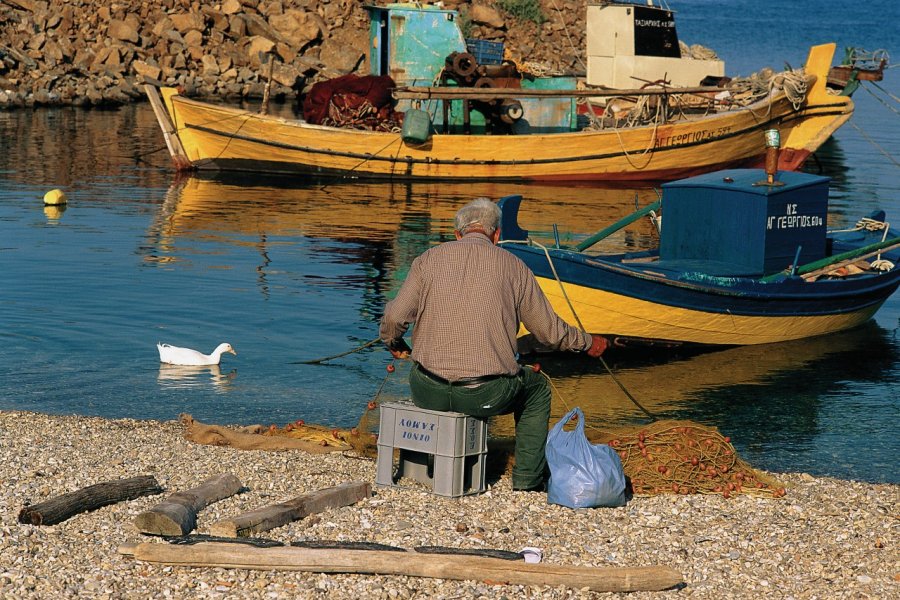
[1,410,896,599]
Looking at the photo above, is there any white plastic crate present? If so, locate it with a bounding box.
[375,402,488,497]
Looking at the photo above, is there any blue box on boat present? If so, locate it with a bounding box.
[659,169,830,276]
[466,38,504,65]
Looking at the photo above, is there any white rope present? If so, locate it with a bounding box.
[826,217,895,271]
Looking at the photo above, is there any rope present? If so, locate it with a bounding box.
[861,81,900,116]
[507,238,657,420]
[849,121,900,168]
[825,217,896,272]
[291,337,381,364]
[828,217,890,234]
[549,0,586,72]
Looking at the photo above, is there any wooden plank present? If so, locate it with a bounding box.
[121,542,683,592]
[134,473,242,536]
[143,84,190,168]
[18,475,163,525]
[209,482,371,538]
[393,84,731,101]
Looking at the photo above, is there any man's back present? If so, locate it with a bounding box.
[382,232,589,381]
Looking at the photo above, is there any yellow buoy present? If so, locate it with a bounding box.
[43,189,67,206]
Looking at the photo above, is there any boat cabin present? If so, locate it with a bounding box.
[586,1,724,89]
[659,170,830,276]
[365,3,577,134]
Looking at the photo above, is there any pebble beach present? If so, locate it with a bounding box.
[0,410,896,599]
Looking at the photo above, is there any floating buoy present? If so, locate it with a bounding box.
[43,189,67,206]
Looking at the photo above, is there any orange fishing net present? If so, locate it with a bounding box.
[586,419,786,498]
[351,403,786,498]
[187,402,786,499]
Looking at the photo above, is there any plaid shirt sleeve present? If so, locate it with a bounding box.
[516,257,592,352]
[379,255,422,345]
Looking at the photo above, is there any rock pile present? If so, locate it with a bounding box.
[0,0,587,109]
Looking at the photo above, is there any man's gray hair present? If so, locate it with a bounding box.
[455,197,501,235]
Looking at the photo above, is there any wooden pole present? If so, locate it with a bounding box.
[800,240,900,280]
[134,473,242,536]
[761,236,900,282]
[18,475,163,525]
[119,542,683,593]
[260,57,275,115]
[573,199,662,252]
[143,84,192,170]
[209,482,371,538]
[394,84,730,101]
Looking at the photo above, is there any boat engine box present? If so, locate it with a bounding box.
[659,169,830,275]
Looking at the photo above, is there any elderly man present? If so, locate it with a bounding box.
[380,197,607,491]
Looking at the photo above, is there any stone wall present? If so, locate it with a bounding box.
[0,0,587,108]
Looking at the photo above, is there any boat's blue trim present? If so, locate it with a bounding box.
[505,242,900,318]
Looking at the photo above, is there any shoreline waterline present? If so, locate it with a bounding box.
[0,409,895,598]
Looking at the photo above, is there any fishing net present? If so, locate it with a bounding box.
[346,402,785,498]
[260,419,355,451]
[584,419,786,498]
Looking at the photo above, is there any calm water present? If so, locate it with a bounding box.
[1,1,898,483]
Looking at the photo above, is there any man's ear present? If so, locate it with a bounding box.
[491,228,501,244]
[454,230,463,240]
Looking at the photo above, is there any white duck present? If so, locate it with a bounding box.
[157,342,237,366]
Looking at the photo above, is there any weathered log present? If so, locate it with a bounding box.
[119,542,683,592]
[18,475,163,526]
[209,482,371,538]
[134,473,242,536]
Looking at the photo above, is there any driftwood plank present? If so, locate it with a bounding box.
[18,475,163,526]
[210,482,371,538]
[119,542,683,593]
[134,473,242,536]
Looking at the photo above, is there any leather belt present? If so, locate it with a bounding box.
[416,364,503,387]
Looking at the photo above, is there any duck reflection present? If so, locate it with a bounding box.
[157,363,237,391]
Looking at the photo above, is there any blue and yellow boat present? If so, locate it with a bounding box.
[499,169,900,347]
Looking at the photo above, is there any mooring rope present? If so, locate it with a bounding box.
[501,238,657,420]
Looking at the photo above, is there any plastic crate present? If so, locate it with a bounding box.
[466,38,504,65]
[375,402,488,497]
[377,402,487,456]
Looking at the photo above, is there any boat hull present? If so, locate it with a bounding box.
[534,275,887,345]
[158,89,850,182]
[150,44,852,182]
[506,239,900,346]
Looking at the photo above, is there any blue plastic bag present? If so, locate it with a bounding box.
[546,407,627,508]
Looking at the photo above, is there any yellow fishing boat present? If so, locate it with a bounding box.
[144,4,852,183]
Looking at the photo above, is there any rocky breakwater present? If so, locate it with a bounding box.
[0,0,588,109]
[0,0,371,109]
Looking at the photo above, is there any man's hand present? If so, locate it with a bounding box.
[386,337,411,359]
[586,334,608,358]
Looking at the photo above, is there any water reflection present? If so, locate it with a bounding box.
[492,322,897,447]
[142,173,663,310]
[43,204,66,221]
[157,363,237,391]
[0,104,172,186]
